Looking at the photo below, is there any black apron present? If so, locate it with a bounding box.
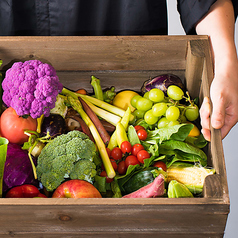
[0,0,237,36]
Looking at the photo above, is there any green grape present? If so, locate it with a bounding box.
[152,102,167,117]
[168,120,180,127]
[143,91,150,99]
[131,95,142,108]
[148,88,164,103]
[144,109,158,125]
[167,85,184,101]
[133,109,146,119]
[185,105,199,121]
[136,97,153,111]
[179,114,187,123]
[157,117,170,128]
[166,105,180,121]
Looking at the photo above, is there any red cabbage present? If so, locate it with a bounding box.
[3,143,38,193]
[141,74,185,95]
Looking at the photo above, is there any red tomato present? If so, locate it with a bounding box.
[137,150,150,164]
[106,148,111,157]
[134,125,145,132]
[101,159,118,171]
[125,155,140,168]
[131,143,144,156]
[110,159,118,171]
[0,107,37,145]
[137,129,148,141]
[153,161,167,171]
[110,147,122,161]
[100,170,114,183]
[118,160,127,175]
[120,141,132,154]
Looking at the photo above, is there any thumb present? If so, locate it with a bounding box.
[211,98,225,129]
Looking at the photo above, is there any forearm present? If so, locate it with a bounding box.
[195,0,237,69]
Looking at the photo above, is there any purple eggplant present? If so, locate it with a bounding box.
[141,74,185,95]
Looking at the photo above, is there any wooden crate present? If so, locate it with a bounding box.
[0,36,229,238]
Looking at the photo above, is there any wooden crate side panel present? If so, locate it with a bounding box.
[0,203,229,237]
[0,36,197,72]
[57,70,186,93]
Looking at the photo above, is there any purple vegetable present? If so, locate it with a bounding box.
[3,143,38,193]
[2,60,63,119]
[141,74,185,95]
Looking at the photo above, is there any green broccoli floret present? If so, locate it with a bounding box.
[70,159,97,183]
[36,130,98,192]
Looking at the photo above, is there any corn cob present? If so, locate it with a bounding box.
[167,162,215,194]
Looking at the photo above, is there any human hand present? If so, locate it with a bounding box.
[200,58,238,141]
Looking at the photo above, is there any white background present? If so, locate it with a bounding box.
[167,1,238,237]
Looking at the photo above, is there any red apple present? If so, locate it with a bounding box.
[52,179,102,198]
[5,184,45,198]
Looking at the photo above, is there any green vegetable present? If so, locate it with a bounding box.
[123,169,155,194]
[50,94,68,118]
[91,75,104,101]
[67,96,116,179]
[168,180,194,198]
[103,86,116,103]
[70,159,97,183]
[0,137,9,197]
[36,130,98,192]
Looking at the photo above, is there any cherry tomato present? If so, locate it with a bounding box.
[106,148,111,157]
[118,160,127,175]
[137,129,148,140]
[120,141,132,154]
[110,147,122,161]
[136,150,150,164]
[125,155,140,168]
[101,159,118,171]
[110,159,118,171]
[134,125,145,132]
[131,143,144,156]
[100,170,114,183]
[0,107,37,145]
[153,161,167,171]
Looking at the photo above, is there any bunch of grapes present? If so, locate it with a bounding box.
[131,85,199,127]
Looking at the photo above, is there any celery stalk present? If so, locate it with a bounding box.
[83,99,121,126]
[68,96,116,179]
[61,87,134,121]
[107,107,131,150]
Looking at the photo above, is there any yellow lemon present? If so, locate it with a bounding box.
[187,122,200,137]
[112,90,139,112]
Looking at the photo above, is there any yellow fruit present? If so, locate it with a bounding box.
[112,90,139,112]
[187,122,200,137]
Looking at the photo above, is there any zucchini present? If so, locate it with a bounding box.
[123,169,155,194]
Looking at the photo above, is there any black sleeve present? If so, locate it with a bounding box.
[177,0,238,35]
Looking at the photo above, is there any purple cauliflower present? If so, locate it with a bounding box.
[2,60,63,118]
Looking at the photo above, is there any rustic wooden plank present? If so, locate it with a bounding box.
[56,70,186,93]
[0,203,229,237]
[185,40,205,100]
[0,35,206,72]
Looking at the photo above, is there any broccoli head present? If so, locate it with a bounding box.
[70,159,97,184]
[36,130,98,191]
[2,60,63,118]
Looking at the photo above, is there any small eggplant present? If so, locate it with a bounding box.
[40,114,67,138]
[141,74,185,95]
